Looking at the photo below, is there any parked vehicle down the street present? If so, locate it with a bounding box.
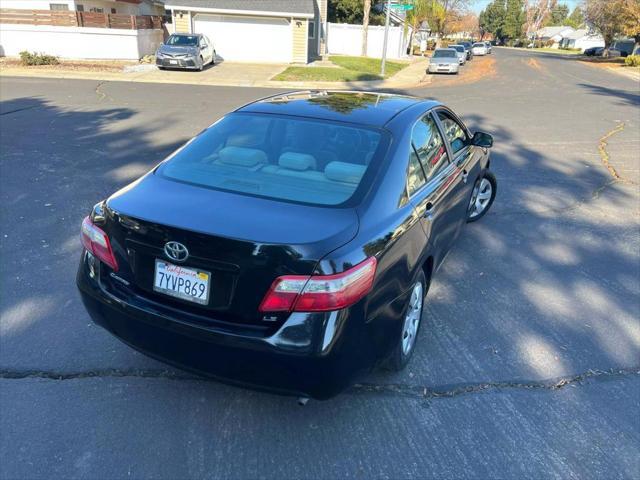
[460,41,474,60]
[76,91,497,400]
[583,46,604,56]
[484,41,492,54]
[428,48,461,74]
[450,44,467,65]
[156,33,216,71]
[472,42,488,56]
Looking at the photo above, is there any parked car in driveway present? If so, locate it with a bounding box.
[450,44,467,65]
[428,48,460,74]
[156,33,216,71]
[472,42,488,56]
[76,91,497,400]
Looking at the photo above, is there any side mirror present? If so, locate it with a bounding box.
[201,45,207,50]
[470,131,493,148]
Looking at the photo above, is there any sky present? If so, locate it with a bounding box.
[472,0,580,14]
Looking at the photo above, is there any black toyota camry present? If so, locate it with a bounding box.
[77,91,496,400]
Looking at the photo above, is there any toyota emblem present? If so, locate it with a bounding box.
[164,241,189,262]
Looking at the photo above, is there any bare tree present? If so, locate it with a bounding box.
[362,0,371,56]
[524,0,555,38]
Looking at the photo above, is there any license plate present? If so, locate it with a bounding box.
[169,60,178,65]
[153,260,210,305]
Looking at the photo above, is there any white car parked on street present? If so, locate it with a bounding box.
[472,42,488,56]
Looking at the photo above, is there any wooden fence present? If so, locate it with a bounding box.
[0,9,162,30]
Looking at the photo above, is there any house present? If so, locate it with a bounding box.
[536,26,574,46]
[164,0,327,63]
[1,0,164,15]
[559,28,604,52]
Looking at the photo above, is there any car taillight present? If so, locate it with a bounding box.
[81,216,118,272]
[259,257,377,313]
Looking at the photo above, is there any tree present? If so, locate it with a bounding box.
[620,0,640,46]
[479,0,507,42]
[362,0,371,56]
[328,0,385,25]
[503,0,526,41]
[583,0,626,55]
[546,3,569,25]
[564,6,584,29]
[524,0,554,37]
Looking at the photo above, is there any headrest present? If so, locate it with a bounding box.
[324,161,367,184]
[218,146,267,167]
[278,152,317,171]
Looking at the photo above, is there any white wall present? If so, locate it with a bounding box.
[1,0,75,9]
[326,22,408,59]
[0,23,163,59]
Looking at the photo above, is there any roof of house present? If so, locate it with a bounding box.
[565,28,603,40]
[537,26,574,38]
[163,0,315,16]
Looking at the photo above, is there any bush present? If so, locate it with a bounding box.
[19,51,59,66]
[624,55,640,67]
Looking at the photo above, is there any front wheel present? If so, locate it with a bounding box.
[387,270,427,371]
[467,171,497,222]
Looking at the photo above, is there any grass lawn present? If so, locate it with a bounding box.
[273,55,408,82]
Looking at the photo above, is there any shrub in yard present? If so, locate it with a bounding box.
[19,51,59,66]
[624,55,640,67]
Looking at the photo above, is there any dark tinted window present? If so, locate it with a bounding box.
[437,111,468,154]
[159,113,383,206]
[411,113,449,179]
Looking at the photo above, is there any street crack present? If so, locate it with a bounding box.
[1,367,638,401]
[348,366,640,399]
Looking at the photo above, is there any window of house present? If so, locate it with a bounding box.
[76,4,84,11]
[436,111,468,155]
[411,113,449,180]
[111,8,116,14]
[49,4,69,10]
[90,7,104,13]
[308,21,315,39]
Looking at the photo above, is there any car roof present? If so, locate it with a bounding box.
[237,91,437,128]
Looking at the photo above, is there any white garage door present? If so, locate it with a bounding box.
[193,14,291,63]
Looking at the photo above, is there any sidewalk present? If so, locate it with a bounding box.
[0,56,431,90]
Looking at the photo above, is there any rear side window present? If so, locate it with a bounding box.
[411,113,449,180]
[159,113,384,206]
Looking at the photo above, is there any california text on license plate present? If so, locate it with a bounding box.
[153,260,210,305]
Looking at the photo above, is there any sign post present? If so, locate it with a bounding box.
[380,0,414,77]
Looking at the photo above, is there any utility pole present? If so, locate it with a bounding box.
[380,0,392,77]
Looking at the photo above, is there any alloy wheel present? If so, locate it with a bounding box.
[401,282,423,355]
[469,177,493,219]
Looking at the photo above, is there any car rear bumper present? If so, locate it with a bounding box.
[76,252,374,399]
[156,57,199,70]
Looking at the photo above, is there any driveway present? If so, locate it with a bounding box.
[0,48,639,479]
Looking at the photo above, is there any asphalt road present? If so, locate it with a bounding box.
[1,48,639,479]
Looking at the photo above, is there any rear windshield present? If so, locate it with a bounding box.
[433,49,456,58]
[451,45,464,52]
[473,43,484,47]
[158,113,385,206]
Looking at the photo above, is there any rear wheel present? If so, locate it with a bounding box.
[198,56,204,71]
[467,171,497,222]
[387,270,427,371]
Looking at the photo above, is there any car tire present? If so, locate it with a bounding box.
[467,170,497,223]
[158,66,165,71]
[211,52,216,66]
[198,56,204,71]
[387,270,428,372]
